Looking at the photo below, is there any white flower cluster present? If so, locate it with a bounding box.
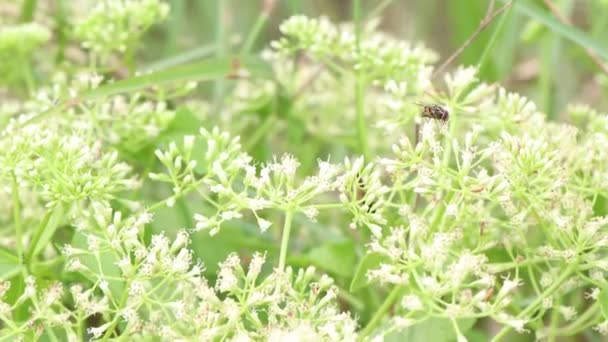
[357,66,608,338]
[152,127,346,235]
[0,278,76,340]
[339,157,389,233]
[60,204,356,339]
[73,0,169,57]
[272,15,437,91]
[95,94,175,151]
[3,6,608,341]
[0,118,139,208]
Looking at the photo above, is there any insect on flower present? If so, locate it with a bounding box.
[415,102,449,121]
[356,173,377,214]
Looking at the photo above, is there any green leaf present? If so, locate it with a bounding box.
[3,274,29,321]
[72,231,124,300]
[600,287,608,320]
[22,56,273,128]
[306,240,357,278]
[465,328,490,342]
[163,106,201,138]
[350,252,389,292]
[385,318,476,342]
[0,245,22,280]
[27,204,64,260]
[593,195,608,216]
[141,44,218,72]
[84,55,273,99]
[181,217,277,276]
[502,0,608,60]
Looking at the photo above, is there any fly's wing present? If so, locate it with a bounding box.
[413,102,433,118]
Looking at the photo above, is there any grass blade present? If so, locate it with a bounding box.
[502,0,608,60]
[86,55,272,99]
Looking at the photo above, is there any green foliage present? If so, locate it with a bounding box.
[1,0,608,341]
[0,22,50,88]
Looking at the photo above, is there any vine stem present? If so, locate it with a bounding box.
[359,285,403,339]
[278,210,294,270]
[490,263,576,342]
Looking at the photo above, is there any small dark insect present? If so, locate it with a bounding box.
[226,57,242,79]
[483,287,494,302]
[415,102,449,121]
[355,172,377,214]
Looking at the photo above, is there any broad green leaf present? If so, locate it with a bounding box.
[465,328,490,342]
[84,55,273,99]
[306,240,357,278]
[0,245,22,280]
[72,231,124,300]
[176,213,278,276]
[385,318,476,342]
[600,287,608,320]
[28,204,64,259]
[3,275,27,320]
[163,106,202,137]
[502,0,608,60]
[593,195,608,216]
[350,252,389,292]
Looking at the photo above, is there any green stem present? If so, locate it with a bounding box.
[166,0,185,55]
[19,0,38,21]
[11,174,24,266]
[367,0,393,20]
[355,73,370,160]
[20,60,36,95]
[490,263,576,342]
[338,287,365,311]
[278,210,294,270]
[240,5,272,54]
[477,2,514,76]
[547,295,561,342]
[176,197,193,228]
[125,44,136,76]
[213,1,228,109]
[101,279,132,340]
[353,0,371,161]
[359,285,403,339]
[244,115,277,151]
[54,0,68,63]
[556,303,600,336]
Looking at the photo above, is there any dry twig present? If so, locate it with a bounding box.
[432,0,515,79]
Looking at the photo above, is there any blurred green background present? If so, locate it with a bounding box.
[143,0,608,119]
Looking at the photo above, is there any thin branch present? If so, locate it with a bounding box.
[542,0,608,75]
[432,0,514,79]
[293,64,325,100]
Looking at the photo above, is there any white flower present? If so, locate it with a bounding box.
[304,207,319,222]
[558,306,577,321]
[401,295,423,311]
[594,321,608,335]
[87,323,111,339]
[257,218,272,232]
